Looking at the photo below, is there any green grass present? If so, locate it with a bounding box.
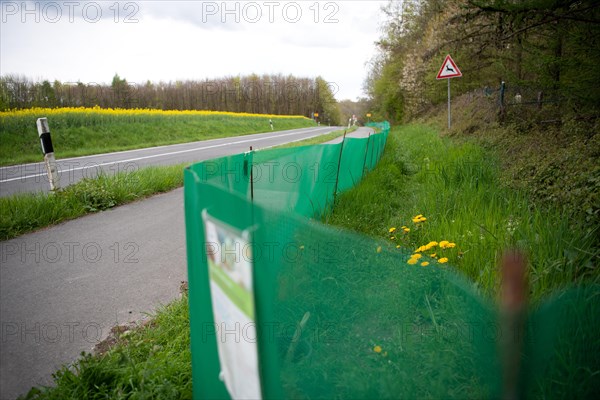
[0,165,186,240]
[0,110,315,166]
[21,296,192,400]
[326,124,599,301]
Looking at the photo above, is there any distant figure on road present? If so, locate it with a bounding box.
[269,119,273,130]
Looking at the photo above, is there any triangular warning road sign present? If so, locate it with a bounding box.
[436,55,462,79]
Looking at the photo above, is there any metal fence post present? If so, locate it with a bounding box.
[499,81,506,121]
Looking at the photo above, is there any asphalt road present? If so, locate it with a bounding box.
[0,126,340,197]
[0,125,371,399]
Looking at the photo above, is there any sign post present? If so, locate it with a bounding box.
[436,55,462,129]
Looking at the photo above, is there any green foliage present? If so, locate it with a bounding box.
[371,58,404,123]
[366,0,600,120]
[314,76,341,125]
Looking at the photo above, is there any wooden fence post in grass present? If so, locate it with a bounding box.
[500,250,528,400]
[36,117,60,191]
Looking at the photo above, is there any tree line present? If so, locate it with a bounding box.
[0,74,341,125]
[365,0,600,123]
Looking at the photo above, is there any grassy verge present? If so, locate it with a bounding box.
[22,296,192,400]
[0,108,315,166]
[419,92,599,242]
[326,124,598,301]
[0,164,185,240]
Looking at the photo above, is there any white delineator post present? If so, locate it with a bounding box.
[36,117,60,191]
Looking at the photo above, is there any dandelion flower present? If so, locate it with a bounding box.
[410,253,422,259]
[438,258,448,263]
[439,240,450,249]
[390,236,395,240]
[421,261,429,266]
[412,214,427,223]
[402,226,410,233]
[407,258,418,265]
[376,246,382,253]
[430,253,437,258]
[396,245,401,249]
[389,227,397,233]
[373,345,382,353]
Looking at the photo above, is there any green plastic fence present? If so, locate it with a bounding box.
[184,122,599,399]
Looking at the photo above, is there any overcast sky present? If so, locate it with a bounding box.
[1,0,389,101]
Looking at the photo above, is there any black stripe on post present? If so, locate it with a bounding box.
[39,132,54,154]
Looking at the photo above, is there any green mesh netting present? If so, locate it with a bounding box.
[184,122,599,399]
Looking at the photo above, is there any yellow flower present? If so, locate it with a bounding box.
[389,227,396,233]
[410,253,422,259]
[438,257,448,263]
[426,241,438,249]
[376,246,382,253]
[412,214,427,223]
[0,107,308,119]
[402,226,410,233]
[439,241,457,249]
[390,236,395,240]
[430,253,437,258]
[415,245,427,253]
[421,261,429,266]
[407,258,418,265]
[373,345,382,353]
[396,245,401,248]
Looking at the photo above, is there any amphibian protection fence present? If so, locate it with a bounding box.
[184,122,598,399]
